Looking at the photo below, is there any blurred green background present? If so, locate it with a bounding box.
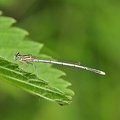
[0,0,120,120]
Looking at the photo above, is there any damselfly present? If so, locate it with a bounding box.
[14,52,106,75]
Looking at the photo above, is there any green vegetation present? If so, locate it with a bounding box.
[0,0,120,120]
[0,15,73,105]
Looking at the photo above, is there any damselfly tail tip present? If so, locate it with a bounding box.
[97,70,106,75]
[100,71,106,75]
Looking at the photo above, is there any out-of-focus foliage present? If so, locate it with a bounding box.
[0,0,17,6]
[0,0,120,120]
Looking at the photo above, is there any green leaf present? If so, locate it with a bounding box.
[0,57,72,105]
[0,14,74,105]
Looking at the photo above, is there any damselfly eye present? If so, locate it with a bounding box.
[14,52,20,60]
[16,52,20,56]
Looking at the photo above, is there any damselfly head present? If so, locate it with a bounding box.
[14,52,20,60]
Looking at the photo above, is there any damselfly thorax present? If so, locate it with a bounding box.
[14,52,34,62]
